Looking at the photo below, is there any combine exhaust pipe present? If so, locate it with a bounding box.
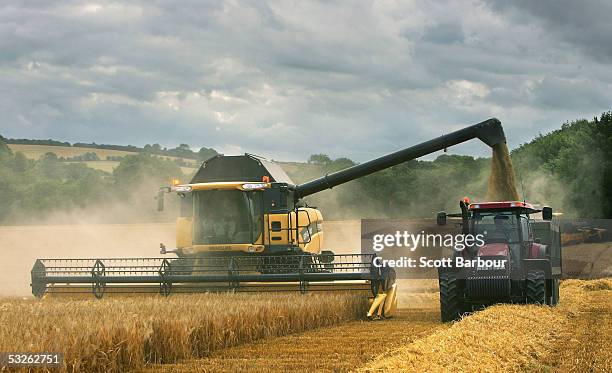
[294,118,505,199]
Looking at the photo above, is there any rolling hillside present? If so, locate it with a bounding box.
[7,144,200,174]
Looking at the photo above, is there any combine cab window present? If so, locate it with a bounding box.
[194,190,262,245]
[472,212,519,244]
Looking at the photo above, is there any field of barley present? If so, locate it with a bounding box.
[0,293,367,372]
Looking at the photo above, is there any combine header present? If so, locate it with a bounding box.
[31,254,384,297]
[31,118,508,318]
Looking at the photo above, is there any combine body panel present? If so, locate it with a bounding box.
[437,200,562,322]
[31,118,511,319]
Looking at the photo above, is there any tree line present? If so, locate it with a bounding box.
[0,139,185,223]
[290,112,612,219]
[0,111,610,223]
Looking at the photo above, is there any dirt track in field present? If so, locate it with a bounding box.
[147,307,446,373]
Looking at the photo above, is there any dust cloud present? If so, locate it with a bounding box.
[7,174,181,225]
[322,220,361,254]
[0,223,175,296]
[518,171,566,210]
[486,143,520,201]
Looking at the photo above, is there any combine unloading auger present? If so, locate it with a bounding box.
[31,118,506,319]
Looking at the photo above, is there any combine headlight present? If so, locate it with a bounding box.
[242,183,268,190]
[174,185,192,193]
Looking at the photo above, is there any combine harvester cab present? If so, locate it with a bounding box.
[31,118,510,319]
[437,200,562,322]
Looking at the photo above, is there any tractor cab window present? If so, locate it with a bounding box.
[194,190,262,245]
[519,215,531,242]
[472,212,519,244]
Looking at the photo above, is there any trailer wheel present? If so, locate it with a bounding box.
[526,270,546,304]
[439,272,463,322]
[551,278,560,306]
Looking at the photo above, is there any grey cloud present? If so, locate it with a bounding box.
[0,0,610,162]
[486,0,612,63]
[421,23,464,45]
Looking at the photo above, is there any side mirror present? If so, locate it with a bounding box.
[437,211,447,226]
[542,206,553,221]
[157,189,165,211]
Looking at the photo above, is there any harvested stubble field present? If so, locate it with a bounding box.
[0,293,367,372]
[361,278,611,373]
[148,299,446,373]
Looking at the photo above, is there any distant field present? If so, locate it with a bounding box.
[7,144,311,177]
[8,144,199,164]
[8,144,199,174]
[8,144,136,159]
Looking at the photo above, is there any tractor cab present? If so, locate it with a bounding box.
[467,201,553,264]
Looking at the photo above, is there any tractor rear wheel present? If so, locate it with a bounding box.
[439,272,463,322]
[526,270,546,304]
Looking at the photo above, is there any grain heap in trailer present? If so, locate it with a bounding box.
[32,118,525,318]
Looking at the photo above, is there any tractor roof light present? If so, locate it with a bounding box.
[469,201,535,210]
[242,183,268,190]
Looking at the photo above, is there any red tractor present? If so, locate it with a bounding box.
[437,201,561,322]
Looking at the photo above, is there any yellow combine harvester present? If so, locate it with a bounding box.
[31,118,508,319]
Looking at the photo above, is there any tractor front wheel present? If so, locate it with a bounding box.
[526,270,546,304]
[439,272,464,322]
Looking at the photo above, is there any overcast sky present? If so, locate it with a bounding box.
[1,1,611,161]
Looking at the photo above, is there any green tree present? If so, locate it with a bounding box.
[0,134,12,156]
[197,147,217,161]
[308,154,332,165]
[113,154,184,191]
[13,152,28,172]
[512,112,612,217]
